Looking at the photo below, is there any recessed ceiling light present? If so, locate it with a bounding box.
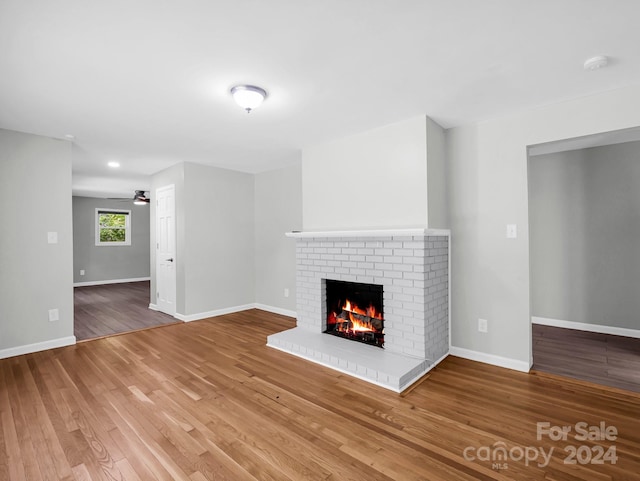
[583,55,609,71]
[107,161,120,168]
[230,85,267,113]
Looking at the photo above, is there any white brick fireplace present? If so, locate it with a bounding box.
[267,229,450,392]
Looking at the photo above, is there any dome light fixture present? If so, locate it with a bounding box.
[230,85,267,113]
[583,55,609,71]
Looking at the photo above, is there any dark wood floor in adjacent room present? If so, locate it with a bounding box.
[2,309,639,480]
[532,323,640,393]
[74,281,178,341]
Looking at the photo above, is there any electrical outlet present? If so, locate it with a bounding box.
[478,318,488,333]
[284,288,290,298]
[48,309,59,322]
[80,269,85,276]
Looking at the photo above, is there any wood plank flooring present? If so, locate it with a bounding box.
[533,324,640,393]
[2,310,639,480]
[74,281,179,341]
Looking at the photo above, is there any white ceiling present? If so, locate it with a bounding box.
[1,0,640,198]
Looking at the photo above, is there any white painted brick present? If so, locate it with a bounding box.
[366,269,383,277]
[402,257,424,265]
[366,241,383,248]
[356,276,374,284]
[350,268,366,276]
[403,272,423,280]
[375,248,393,256]
[383,256,402,264]
[386,271,403,279]
[375,262,393,270]
[393,278,413,287]
[393,264,413,272]
[357,248,374,255]
[402,241,424,248]
[394,248,413,256]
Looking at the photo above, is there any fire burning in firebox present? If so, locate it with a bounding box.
[326,299,384,348]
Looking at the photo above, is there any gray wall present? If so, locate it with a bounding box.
[151,162,255,317]
[183,162,254,315]
[0,129,74,353]
[72,196,150,283]
[426,117,448,228]
[150,162,185,312]
[254,162,302,312]
[529,141,640,330]
[446,83,640,368]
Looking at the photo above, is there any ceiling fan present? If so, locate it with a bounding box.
[108,190,150,205]
[132,190,150,205]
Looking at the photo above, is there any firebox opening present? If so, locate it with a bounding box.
[325,279,384,348]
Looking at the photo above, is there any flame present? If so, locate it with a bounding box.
[342,299,382,321]
[329,298,382,333]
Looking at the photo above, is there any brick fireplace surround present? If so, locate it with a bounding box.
[267,229,450,392]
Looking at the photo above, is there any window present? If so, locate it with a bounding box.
[96,209,131,246]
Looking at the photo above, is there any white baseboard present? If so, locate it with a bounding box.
[532,316,640,339]
[74,277,150,287]
[0,336,76,360]
[175,304,255,322]
[148,303,159,311]
[449,346,531,373]
[173,303,297,323]
[253,303,296,318]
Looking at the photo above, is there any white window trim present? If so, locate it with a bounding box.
[95,208,132,246]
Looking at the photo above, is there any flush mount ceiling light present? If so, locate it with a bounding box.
[584,55,609,71]
[230,85,267,113]
[107,161,120,168]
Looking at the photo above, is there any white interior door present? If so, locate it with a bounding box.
[156,184,176,316]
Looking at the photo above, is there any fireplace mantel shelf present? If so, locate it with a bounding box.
[285,228,450,238]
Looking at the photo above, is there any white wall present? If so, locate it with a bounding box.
[302,116,429,230]
[529,141,640,331]
[446,84,640,370]
[73,196,150,283]
[254,162,302,313]
[0,129,75,356]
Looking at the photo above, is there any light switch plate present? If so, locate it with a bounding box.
[506,224,517,239]
[47,231,58,244]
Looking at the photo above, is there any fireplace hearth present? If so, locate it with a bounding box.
[267,228,450,392]
[325,280,384,347]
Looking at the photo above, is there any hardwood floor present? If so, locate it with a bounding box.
[533,324,640,393]
[74,281,179,341]
[2,310,639,480]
